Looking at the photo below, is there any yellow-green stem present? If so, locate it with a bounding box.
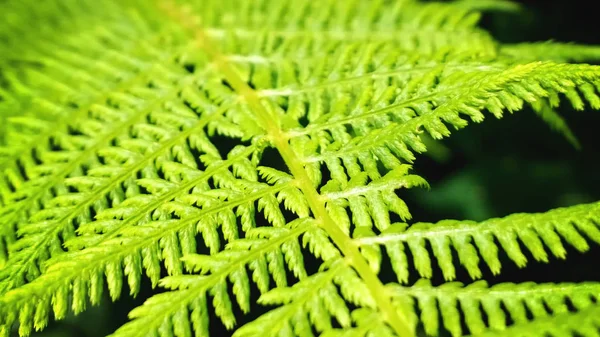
[161,2,414,336]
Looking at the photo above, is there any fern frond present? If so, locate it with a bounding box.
[297,62,600,169]
[0,0,510,267]
[0,111,243,295]
[319,280,600,337]
[389,280,600,337]
[181,0,499,54]
[451,0,522,12]
[502,42,600,62]
[320,165,428,244]
[0,145,313,333]
[159,3,417,335]
[110,218,318,337]
[0,24,190,265]
[0,67,213,274]
[233,260,360,337]
[1,1,600,336]
[470,302,600,337]
[0,2,161,137]
[355,201,600,282]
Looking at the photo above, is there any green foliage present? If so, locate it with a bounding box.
[0,0,599,336]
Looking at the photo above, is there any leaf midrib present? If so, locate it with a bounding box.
[167,4,415,336]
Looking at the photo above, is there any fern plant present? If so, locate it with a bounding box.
[1,0,600,336]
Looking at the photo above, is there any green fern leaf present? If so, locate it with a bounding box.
[1,0,600,337]
[356,201,600,281]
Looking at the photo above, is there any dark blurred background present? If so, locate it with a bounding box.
[27,1,600,336]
